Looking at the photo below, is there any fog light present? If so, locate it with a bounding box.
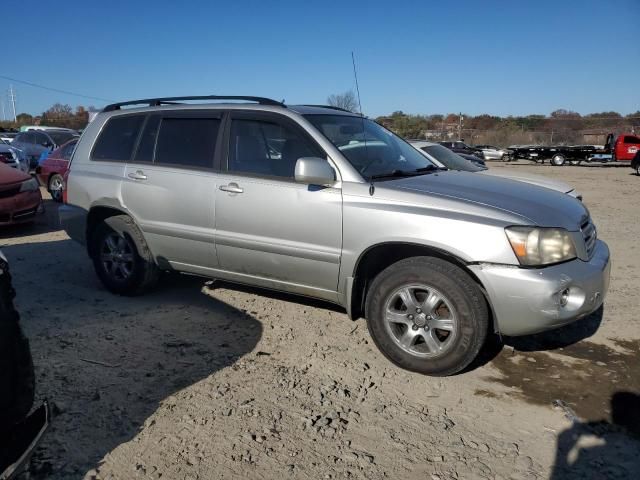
[560,288,570,307]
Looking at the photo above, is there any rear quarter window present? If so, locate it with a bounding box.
[91,115,145,161]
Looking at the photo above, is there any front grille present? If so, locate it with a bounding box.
[0,184,20,199]
[581,218,597,258]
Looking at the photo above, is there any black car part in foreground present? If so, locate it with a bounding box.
[0,254,49,480]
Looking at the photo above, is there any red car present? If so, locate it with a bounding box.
[0,163,42,225]
[36,139,77,202]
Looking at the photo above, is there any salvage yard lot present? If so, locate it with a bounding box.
[3,161,639,479]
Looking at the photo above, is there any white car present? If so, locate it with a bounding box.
[410,141,582,200]
[474,144,509,161]
[0,140,29,172]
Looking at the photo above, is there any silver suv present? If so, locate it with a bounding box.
[60,96,610,376]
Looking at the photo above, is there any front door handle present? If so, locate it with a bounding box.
[219,182,243,194]
[128,170,147,181]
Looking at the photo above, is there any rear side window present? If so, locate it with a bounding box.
[134,116,161,163]
[155,117,220,169]
[92,115,144,161]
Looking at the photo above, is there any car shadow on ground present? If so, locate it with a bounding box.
[462,306,603,373]
[3,239,262,479]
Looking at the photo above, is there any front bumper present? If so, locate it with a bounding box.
[0,190,42,225]
[469,239,610,336]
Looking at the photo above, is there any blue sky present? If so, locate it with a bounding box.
[2,0,638,118]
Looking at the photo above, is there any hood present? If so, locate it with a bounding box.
[0,163,30,185]
[374,170,587,230]
[480,169,573,194]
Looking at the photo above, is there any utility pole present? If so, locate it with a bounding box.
[458,112,463,140]
[1,98,5,121]
[8,85,17,122]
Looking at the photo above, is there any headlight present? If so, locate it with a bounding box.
[505,226,577,266]
[19,178,39,192]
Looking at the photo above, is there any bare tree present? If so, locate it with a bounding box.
[327,90,359,113]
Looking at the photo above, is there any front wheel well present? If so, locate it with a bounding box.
[86,206,130,257]
[350,243,493,327]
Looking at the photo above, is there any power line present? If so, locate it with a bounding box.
[0,74,113,103]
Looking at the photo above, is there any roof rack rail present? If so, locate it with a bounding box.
[300,104,356,113]
[102,95,285,112]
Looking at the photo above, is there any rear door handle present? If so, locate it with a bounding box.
[219,182,243,194]
[128,170,147,181]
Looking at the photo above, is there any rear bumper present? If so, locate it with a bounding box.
[59,204,87,245]
[0,190,42,225]
[470,240,610,336]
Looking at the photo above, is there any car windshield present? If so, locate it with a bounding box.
[48,131,77,146]
[421,145,484,172]
[304,114,437,180]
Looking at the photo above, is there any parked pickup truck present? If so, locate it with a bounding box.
[60,96,611,376]
[509,132,640,166]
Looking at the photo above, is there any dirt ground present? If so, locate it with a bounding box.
[2,161,639,480]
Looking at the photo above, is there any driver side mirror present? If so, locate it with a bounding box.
[294,157,336,186]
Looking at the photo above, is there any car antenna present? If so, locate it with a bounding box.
[351,51,373,196]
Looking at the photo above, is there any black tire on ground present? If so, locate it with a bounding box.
[501,154,509,162]
[91,214,159,295]
[550,154,566,166]
[365,256,489,376]
[48,174,64,202]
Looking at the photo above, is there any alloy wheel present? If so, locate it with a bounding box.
[100,233,135,281]
[383,284,458,357]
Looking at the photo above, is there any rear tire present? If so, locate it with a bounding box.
[90,215,159,295]
[365,257,489,376]
[48,174,64,203]
[551,154,566,166]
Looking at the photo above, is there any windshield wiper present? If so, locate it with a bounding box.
[369,169,416,180]
[369,165,442,180]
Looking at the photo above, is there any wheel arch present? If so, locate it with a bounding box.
[86,204,136,258]
[348,242,497,332]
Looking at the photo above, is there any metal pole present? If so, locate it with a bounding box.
[8,85,17,122]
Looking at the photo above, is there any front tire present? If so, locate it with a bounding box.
[551,154,566,166]
[365,257,489,376]
[91,215,159,295]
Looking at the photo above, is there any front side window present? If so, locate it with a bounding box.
[228,118,322,178]
[154,117,219,169]
[305,114,436,179]
[624,136,640,144]
[92,115,145,161]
